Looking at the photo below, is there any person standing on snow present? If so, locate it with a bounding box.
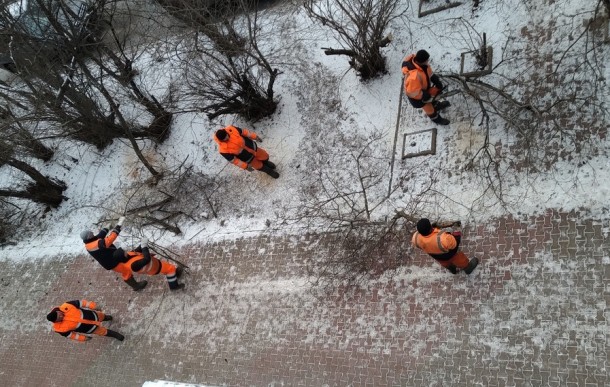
[46,299,124,342]
[213,125,279,178]
[80,217,148,291]
[112,237,185,291]
[411,218,479,275]
[401,50,451,125]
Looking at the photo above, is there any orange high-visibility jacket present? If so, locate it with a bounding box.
[51,300,101,342]
[412,228,458,261]
[213,125,259,169]
[402,54,434,100]
[84,227,121,270]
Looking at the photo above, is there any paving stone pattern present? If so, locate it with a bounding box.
[0,210,608,386]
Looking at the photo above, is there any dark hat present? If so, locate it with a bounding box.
[415,50,430,63]
[46,310,58,322]
[215,129,228,141]
[80,230,94,242]
[113,248,126,260]
[416,218,433,236]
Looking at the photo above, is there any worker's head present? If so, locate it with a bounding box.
[113,248,127,261]
[414,50,430,64]
[80,230,94,242]
[215,129,229,142]
[46,309,63,322]
[416,218,433,236]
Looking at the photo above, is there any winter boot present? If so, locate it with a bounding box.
[260,164,279,179]
[103,314,113,321]
[433,100,451,111]
[431,115,450,125]
[124,277,148,292]
[169,281,186,291]
[446,264,458,274]
[263,160,276,169]
[464,257,479,275]
[106,330,124,341]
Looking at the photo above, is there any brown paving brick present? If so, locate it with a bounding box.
[0,210,609,386]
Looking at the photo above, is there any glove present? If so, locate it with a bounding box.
[421,90,432,103]
[246,165,254,172]
[117,216,125,226]
[140,237,148,248]
[256,136,263,143]
[431,74,444,91]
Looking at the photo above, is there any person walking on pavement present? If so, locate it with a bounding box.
[80,216,148,291]
[401,50,451,125]
[46,299,124,342]
[411,218,479,274]
[213,125,279,178]
[113,237,185,291]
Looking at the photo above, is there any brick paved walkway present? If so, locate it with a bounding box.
[0,210,608,386]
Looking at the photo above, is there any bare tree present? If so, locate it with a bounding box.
[155,0,248,52]
[0,140,66,208]
[304,0,407,79]
[162,0,280,120]
[1,0,174,172]
[0,1,140,149]
[281,125,435,285]
[90,160,226,236]
[431,0,609,201]
[0,107,54,161]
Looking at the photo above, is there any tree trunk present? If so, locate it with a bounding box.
[0,186,64,207]
[75,59,161,178]
[0,189,33,201]
[324,48,357,56]
[128,79,173,142]
[17,131,54,161]
[97,45,172,143]
[7,159,66,192]
[5,159,66,207]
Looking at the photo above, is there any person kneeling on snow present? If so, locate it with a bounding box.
[113,238,185,291]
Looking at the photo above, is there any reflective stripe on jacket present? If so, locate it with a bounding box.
[213,125,259,169]
[52,300,101,342]
[412,228,458,261]
[124,250,162,276]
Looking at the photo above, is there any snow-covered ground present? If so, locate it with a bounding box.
[0,0,607,260]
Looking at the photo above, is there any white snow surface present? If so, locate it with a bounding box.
[0,0,608,261]
[143,381,209,387]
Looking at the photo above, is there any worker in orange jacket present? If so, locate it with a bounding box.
[46,299,124,342]
[411,218,479,274]
[213,125,279,178]
[401,50,450,125]
[113,237,185,291]
[80,216,148,291]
